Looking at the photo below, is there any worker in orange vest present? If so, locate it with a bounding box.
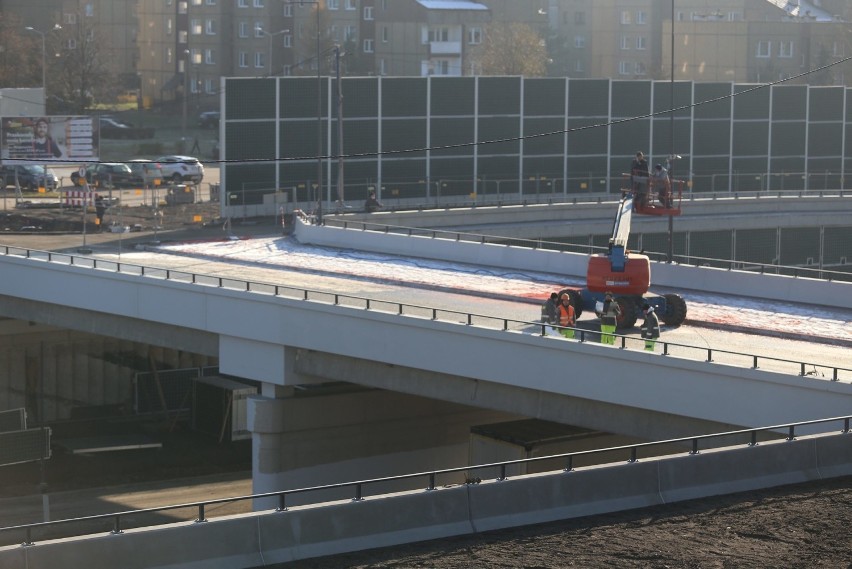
[557,293,576,339]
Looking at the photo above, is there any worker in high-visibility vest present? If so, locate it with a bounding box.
[557,293,576,339]
[598,291,621,345]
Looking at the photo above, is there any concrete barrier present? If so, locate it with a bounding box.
[294,220,852,310]
[3,431,850,569]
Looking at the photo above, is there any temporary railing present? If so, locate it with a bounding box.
[1,414,849,547]
[0,245,849,383]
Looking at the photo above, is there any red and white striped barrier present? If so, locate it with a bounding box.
[64,190,97,207]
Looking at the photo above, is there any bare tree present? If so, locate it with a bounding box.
[50,14,115,113]
[293,5,335,76]
[478,23,547,77]
[0,13,42,89]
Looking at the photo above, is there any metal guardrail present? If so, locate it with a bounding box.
[1,414,849,547]
[321,217,852,283]
[1,245,850,383]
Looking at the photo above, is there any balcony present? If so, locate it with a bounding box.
[429,41,461,55]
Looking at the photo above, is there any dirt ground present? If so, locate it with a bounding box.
[278,476,852,569]
[0,201,223,234]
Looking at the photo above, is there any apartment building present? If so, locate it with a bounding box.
[2,0,138,90]
[3,0,848,112]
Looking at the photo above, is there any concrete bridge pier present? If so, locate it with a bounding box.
[247,350,519,510]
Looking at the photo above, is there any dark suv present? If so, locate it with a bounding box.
[70,163,141,188]
[0,165,59,190]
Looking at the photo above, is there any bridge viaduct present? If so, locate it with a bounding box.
[0,195,850,567]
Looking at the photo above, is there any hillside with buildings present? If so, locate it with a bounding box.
[1,0,850,116]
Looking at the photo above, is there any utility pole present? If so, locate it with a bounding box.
[335,45,344,208]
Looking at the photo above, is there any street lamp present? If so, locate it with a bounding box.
[25,24,62,108]
[286,0,323,223]
[255,27,289,77]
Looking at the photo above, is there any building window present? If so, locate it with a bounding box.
[382,26,389,42]
[238,0,248,7]
[206,0,217,5]
[364,6,373,20]
[757,40,771,58]
[205,48,215,64]
[167,19,173,35]
[64,13,77,24]
[239,52,248,67]
[239,21,249,37]
[431,60,449,75]
[206,19,216,35]
[282,65,291,75]
[468,27,482,45]
[574,60,584,72]
[634,61,646,75]
[191,48,202,64]
[345,25,356,41]
[284,34,292,47]
[255,22,264,37]
[778,40,793,58]
[618,61,631,75]
[364,38,374,53]
[620,11,631,25]
[345,0,356,10]
[254,0,264,6]
[191,19,202,35]
[255,52,264,68]
[66,38,77,49]
[84,3,94,17]
[425,27,449,43]
[636,36,647,50]
[620,36,631,50]
[178,30,188,44]
[728,11,741,21]
[636,11,647,24]
[379,58,387,75]
[574,11,585,25]
[328,0,339,9]
[574,35,586,48]
[283,3,292,16]
[178,1,187,14]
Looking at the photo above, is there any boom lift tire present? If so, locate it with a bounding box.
[615,296,639,330]
[661,293,687,326]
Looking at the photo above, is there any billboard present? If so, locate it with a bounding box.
[1,116,99,165]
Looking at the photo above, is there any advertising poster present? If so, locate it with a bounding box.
[1,116,99,165]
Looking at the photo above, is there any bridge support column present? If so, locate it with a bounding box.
[247,379,518,511]
[248,386,292,509]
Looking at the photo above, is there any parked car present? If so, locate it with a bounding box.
[70,163,140,188]
[154,155,205,184]
[126,159,165,186]
[198,111,220,128]
[0,164,59,190]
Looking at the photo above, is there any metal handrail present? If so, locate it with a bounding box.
[1,245,849,383]
[2,414,849,546]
